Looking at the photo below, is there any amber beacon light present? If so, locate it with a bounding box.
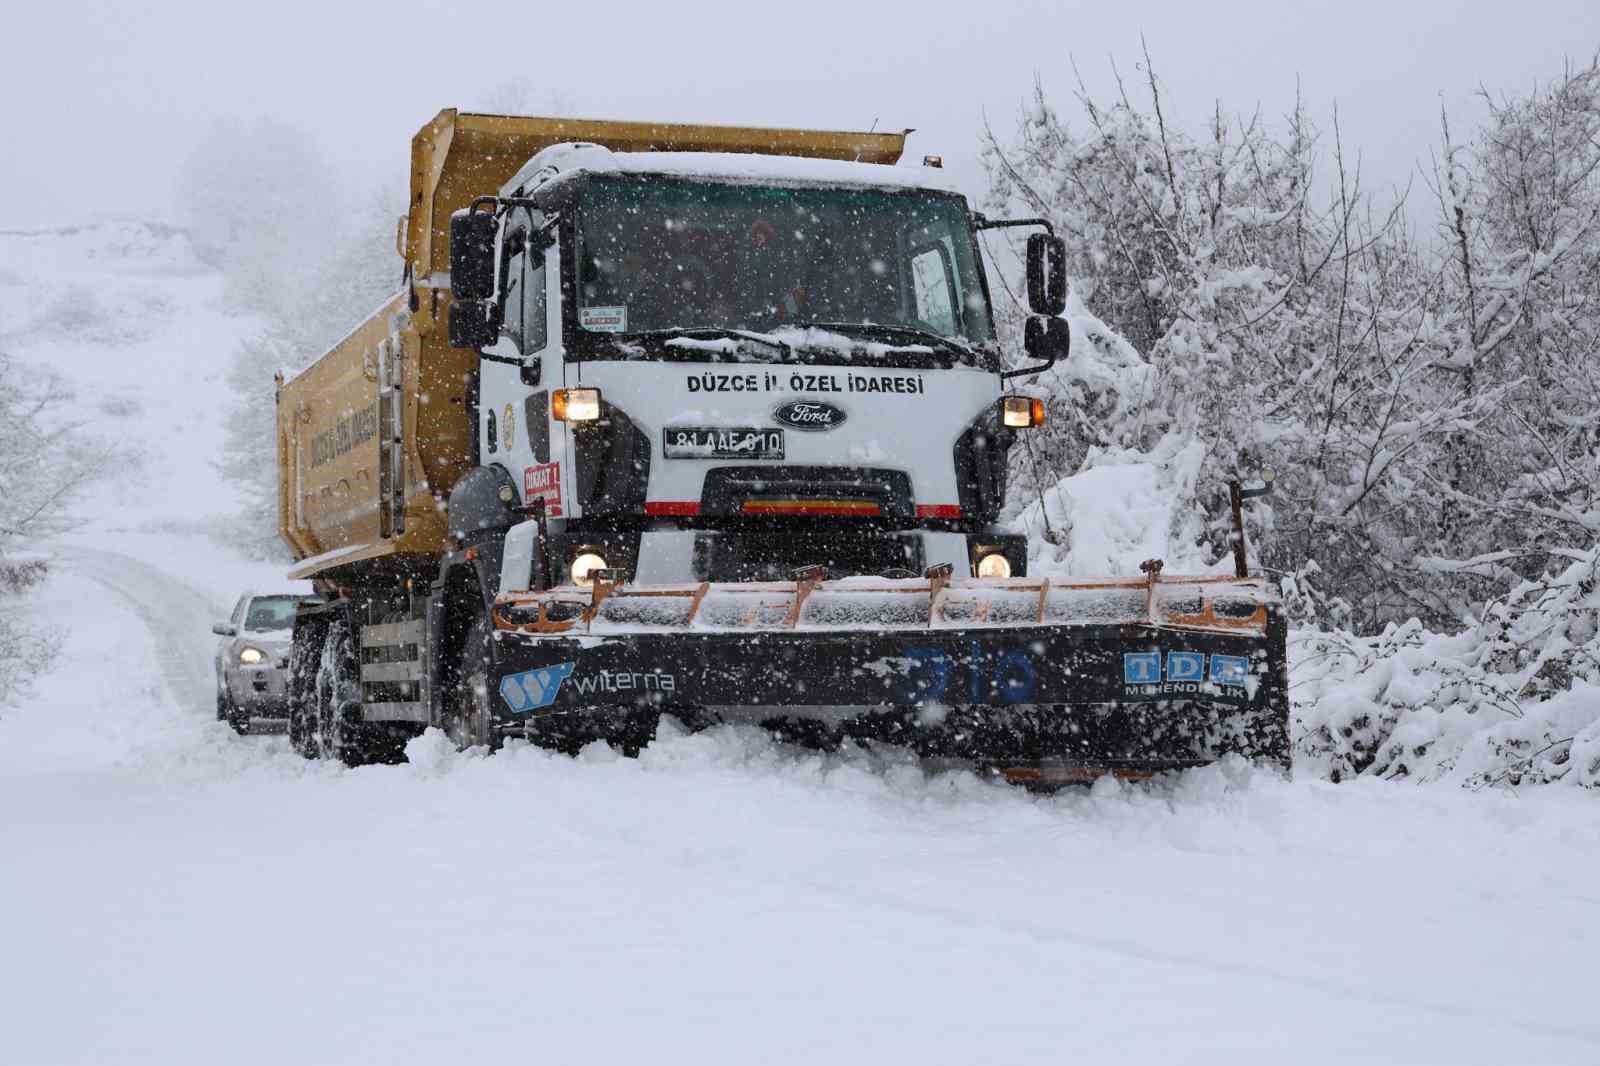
[1001,395,1046,428]
[553,388,602,422]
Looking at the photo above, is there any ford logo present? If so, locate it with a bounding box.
[772,400,847,432]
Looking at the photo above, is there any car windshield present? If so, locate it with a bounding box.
[576,176,994,362]
[243,596,304,632]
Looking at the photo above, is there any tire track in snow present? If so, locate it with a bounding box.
[53,546,224,717]
[796,872,1600,1048]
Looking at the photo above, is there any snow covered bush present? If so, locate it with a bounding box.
[24,282,176,347]
[0,554,53,706]
[1294,543,1600,788]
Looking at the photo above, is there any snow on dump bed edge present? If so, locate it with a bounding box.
[510,142,964,197]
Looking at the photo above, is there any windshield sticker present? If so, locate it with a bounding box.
[686,370,925,395]
[580,306,627,333]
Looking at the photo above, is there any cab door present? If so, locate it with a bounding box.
[479,213,565,518]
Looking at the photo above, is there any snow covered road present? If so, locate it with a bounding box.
[51,546,227,716]
[4,562,1599,1065]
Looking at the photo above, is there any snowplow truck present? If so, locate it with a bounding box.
[277,109,1289,782]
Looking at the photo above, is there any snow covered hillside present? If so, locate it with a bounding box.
[2,224,1598,1064]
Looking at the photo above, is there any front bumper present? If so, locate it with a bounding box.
[224,664,289,715]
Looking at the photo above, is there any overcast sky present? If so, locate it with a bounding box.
[1,0,1594,229]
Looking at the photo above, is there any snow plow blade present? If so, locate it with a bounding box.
[489,571,1289,777]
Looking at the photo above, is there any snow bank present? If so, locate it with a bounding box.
[1015,431,1217,578]
[1003,297,1214,578]
[1292,545,1600,787]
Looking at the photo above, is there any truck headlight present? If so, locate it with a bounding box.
[975,552,1012,579]
[1001,395,1046,428]
[553,388,602,422]
[570,551,608,587]
[238,646,266,665]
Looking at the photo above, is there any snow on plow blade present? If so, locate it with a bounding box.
[489,571,1289,777]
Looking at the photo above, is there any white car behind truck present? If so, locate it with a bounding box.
[213,593,318,733]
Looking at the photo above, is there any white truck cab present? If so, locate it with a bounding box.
[451,143,1067,592]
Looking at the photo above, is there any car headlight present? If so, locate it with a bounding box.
[553,388,602,422]
[238,646,266,665]
[570,551,608,587]
[975,552,1012,579]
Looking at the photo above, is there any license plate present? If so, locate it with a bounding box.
[662,427,785,460]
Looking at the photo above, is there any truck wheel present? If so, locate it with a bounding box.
[287,616,325,759]
[444,613,497,751]
[314,618,361,764]
[315,617,412,767]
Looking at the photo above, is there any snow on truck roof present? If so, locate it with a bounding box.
[503,143,964,199]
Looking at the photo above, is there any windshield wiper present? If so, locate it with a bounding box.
[625,326,794,360]
[789,321,975,358]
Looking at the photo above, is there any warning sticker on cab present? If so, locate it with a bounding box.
[524,461,562,516]
[579,305,626,333]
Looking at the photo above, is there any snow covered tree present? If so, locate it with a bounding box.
[214,185,407,557]
[0,351,93,701]
[983,55,1543,632]
[173,117,344,321]
[1423,57,1600,602]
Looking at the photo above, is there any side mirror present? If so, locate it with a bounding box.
[449,299,501,349]
[212,622,236,637]
[1003,314,1071,381]
[450,209,498,301]
[1025,233,1068,316]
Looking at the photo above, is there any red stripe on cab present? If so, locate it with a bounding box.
[644,501,701,516]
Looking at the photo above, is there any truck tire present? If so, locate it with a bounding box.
[287,615,325,759]
[444,613,496,751]
[315,616,413,767]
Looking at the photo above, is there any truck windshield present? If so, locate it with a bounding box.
[575,176,994,365]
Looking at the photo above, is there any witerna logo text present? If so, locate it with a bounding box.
[499,663,676,713]
[1122,650,1251,695]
